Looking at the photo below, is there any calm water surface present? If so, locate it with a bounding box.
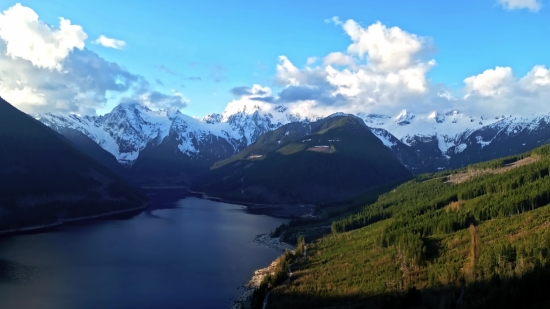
[0,191,288,309]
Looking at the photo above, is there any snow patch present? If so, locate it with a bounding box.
[455,143,467,154]
[370,128,397,148]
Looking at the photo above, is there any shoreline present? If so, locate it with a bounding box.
[187,190,317,219]
[0,203,149,237]
[231,234,296,309]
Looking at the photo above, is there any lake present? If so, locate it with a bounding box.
[0,190,288,309]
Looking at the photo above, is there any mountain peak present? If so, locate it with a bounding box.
[326,112,355,119]
[395,109,415,125]
[203,113,222,124]
[115,100,151,113]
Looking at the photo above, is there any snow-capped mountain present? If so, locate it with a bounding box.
[362,109,550,172]
[35,102,302,183]
[37,102,242,165]
[35,102,550,180]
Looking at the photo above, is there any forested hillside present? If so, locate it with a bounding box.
[0,98,148,232]
[266,144,550,309]
[195,115,412,204]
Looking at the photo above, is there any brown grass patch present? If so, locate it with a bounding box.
[446,201,464,213]
[445,156,540,185]
[307,146,335,153]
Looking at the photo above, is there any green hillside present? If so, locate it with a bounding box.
[0,97,148,232]
[195,115,413,204]
[264,144,550,309]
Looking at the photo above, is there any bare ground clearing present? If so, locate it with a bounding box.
[444,156,540,185]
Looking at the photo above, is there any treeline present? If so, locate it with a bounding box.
[264,143,550,308]
[466,152,528,171]
[332,145,550,238]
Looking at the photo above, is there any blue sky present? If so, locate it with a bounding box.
[1,0,549,117]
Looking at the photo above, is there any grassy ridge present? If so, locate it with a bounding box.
[196,116,412,204]
[267,144,550,308]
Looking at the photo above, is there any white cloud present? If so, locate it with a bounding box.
[498,0,542,11]
[0,4,187,115]
[323,52,355,67]
[0,4,86,70]
[463,67,514,97]
[222,17,550,120]
[461,65,550,116]
[342,20,425,71]
[519,65,550,89]
[306,56,318,65]
[93,35,126,50]
[266,18,436,116]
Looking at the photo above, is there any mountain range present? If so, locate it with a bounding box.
[35,102,550,183]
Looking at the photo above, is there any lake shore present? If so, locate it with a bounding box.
[231,234,296,309]
[0,203,149,237]
[187,190,317,219]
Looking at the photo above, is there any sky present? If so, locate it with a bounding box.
[0,0,549,119]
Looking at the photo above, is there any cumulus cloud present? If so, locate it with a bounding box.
[0,3,86,70]
[323,52,355,67]
[93,35,126,49]
[519,65,550,89]
[463,67,514,97]
[0,44,142,114]
[342,20,426,71]
[0,4,188,115]
[265,19,436,116]
[461,65,550,116]
[498,0,542,11]
[221,17,550,119]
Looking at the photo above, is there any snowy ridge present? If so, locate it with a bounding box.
[361,109,504,155]
[35,101,550,169]
[370,128,397,148]
[37,102,243,164]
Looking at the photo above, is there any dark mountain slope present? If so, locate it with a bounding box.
[130,131,240,186]
[195,115,413,204]
[54,127,127,176]
[0,97,148,232]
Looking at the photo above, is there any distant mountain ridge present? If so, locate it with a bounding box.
[35,102,550,180]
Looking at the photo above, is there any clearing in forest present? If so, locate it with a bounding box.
[445,156,540,185]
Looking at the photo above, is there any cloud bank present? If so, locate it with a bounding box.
[223,16,550,119]
[0,4,186,115]
[1,3,548,121]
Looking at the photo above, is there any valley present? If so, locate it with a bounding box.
[4,95,550,308]
[1,2,550,308]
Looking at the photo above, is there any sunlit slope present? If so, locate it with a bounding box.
[196,115,413,204]
[268,144,550,309]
